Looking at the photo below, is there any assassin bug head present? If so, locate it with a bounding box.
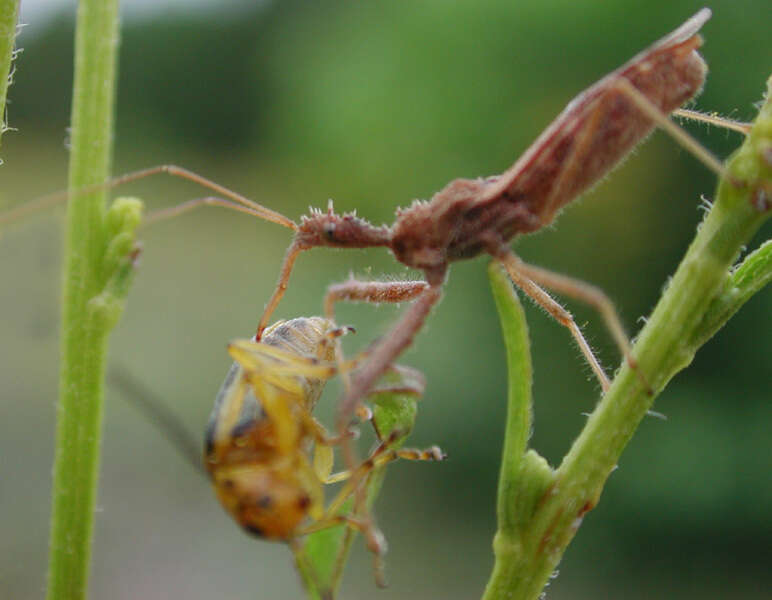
[295,201,391,250]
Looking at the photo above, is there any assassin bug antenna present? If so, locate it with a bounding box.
[0,164,298,231]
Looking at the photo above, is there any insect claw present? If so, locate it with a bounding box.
[428,445,447,461]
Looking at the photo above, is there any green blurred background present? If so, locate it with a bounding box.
[1,1,770,598]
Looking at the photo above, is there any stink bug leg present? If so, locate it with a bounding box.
[208,317,445,589]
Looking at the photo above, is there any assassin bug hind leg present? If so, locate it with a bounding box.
[672,108,752,136]
[495,248,613,392]
[496,249,654,395]
[613,79,730,181]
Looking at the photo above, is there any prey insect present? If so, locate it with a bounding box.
[4,10,730,429]
[111,316,445,589]
[203,316,445,587]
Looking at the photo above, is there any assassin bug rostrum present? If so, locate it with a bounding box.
[113,316,445,590]
[1,10,741,437]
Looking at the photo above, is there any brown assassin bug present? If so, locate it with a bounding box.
[3,9,731,432]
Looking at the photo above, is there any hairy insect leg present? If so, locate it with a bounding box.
[323,278,441,522]
[256,240,308,340]
[323,434,446,486]
[332,283,443,539]
[335,284,443,428]
[614,78,729,180]
[672,108,752,135]
[228,339,338,384]
[323,278,429,320]
[227,339,338,456]
[306,364,425,504]
[143,196,281,226]
[324,278,429,391]
[504,251,657,393]
[321,277,435,534]
[322,278,429,403]
[298,430,446,587]
[296,512,389,587]
[494,248,612,392]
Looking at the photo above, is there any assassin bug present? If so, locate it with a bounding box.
[112,316,445,588]
[3,10,730,429]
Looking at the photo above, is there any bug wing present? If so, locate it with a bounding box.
[479,9,710,230]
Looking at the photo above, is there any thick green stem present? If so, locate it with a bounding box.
[484,77,771,600]
[0,0,19,150]
[47,2,121,599]
[482,265,555,600]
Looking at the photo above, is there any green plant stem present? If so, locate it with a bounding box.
[0,0,19,150]
[690,238,772,347]
[47,2,121,599]
[484,76,771,600]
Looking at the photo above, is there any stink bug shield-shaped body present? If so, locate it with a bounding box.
[204,317,339,538]
[204,316,444,581]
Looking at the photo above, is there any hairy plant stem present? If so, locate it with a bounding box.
[483,76,771,600]
[0,0,19,150]
[47,1,121,599]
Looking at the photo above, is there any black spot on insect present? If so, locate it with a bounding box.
[257,495,273,509]
[297,494,312,510]
[243,523,265,537]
